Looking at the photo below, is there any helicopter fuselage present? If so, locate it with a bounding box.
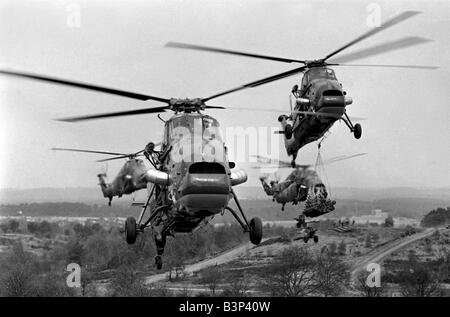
[146,111,246,234]
[280,67,352,158]
[261,167,325,205]
[98,158,148,202]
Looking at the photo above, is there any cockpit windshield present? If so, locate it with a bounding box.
[202,116,223,142]
[306,67,337,80]
[165,114,223,144]
[164,114,226,163]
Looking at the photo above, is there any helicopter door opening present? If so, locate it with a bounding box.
[189,162,226,174]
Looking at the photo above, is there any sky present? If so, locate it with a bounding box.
[0,0,449,189]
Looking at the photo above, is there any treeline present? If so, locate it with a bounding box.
[0,202,135,218]
[0,221,287,296]
[1,198,442,220]
[421,207,450,227]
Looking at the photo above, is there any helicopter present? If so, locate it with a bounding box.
[254,153,366,212]
[254,152,366,243]
[0,69,279,270]
[165,10,437,167]
[51,146,158,206]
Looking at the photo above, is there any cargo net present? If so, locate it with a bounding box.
[302,142,336,218]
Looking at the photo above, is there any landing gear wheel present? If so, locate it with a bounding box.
[155,255,163,270]
[353,123,362,139]
[313,235,319,243]
[125,217,137,244]
[284,124,293,139]
[249,217,263,245]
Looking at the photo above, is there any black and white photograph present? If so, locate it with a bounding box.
[0,0,449,304]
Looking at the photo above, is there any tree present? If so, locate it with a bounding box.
[200,266,223,296]
[421,207,450,227]
[314,253,350,297]
[364,235,372,248]
[0,265,35,297]
[34,273,75,297]
[337,240,346,256]
[398,257,442,297]
[0,243,36,297]
[221,277,250,297]
[109,265,152,297]
[263,246,315,297]
[354,270,384,297]
[66,239,85,265]
[385,214,394,227]
[328,241,337,255]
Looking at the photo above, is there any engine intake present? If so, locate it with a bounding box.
[230,170,247,186]
[143,169,172,186]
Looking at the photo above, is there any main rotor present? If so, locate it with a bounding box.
[0,10,437,123]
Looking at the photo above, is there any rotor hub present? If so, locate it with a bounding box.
[169,98,205,112]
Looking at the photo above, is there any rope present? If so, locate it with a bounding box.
[314,136,332,199]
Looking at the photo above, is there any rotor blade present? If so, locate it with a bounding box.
[166,42,305,64]
[0,69,170,103]
[324,11,421,61]
[226,106,365,121]
[55,106,169,122]
[334,63,438,70]
[97,154,143,162]
[51,147,129,156]
[328,37,432,64]
[204,105,226,109]
[251,155,284,166]
[250,155,310,169]
[202,66,306,101]
[322,153,368,165]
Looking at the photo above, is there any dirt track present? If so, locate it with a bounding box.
[143,228,438,285]
[144,239,268,285]
[350,228,435,277]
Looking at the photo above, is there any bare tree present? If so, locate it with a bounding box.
[200,265,223,296]
[314,253,350,297]
[263,246,316,297]
[337,240,346,256]
[354,270,385,297]
[0,265,34,297]
[222,277,250,297]
[398,260,443,297]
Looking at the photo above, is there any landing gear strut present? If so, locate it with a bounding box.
[291,151,298,168]
[226,188,263,245]
[124,184,171,270]
[154,233,166,270]
[342,112,362,139]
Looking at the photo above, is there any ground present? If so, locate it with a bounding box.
[1,217,448,297]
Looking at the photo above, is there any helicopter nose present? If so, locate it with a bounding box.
[316,82,346,117]
[178,162,231,213]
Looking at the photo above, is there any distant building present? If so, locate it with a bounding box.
[349,209,389,225]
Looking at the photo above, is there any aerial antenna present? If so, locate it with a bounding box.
[157,113,166,123]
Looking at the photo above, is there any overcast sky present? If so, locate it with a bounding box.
[0,0,449,189]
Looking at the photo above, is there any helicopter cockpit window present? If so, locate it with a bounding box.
[325,68,336,79]
[307,68,337,80]
[202,116,223,142]
[167,115,223,144]
[168,116,195,143]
